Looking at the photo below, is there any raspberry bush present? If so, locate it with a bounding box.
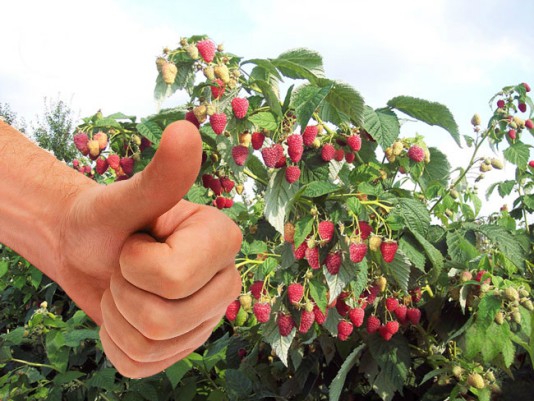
[1,35,534,401]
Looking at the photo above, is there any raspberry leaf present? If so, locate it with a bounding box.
[264,169,299,234]
[329,344,366,401]
[262,314,295,367]
[253,80,283,118]
[271,48,325,81]
[324,80,365,127]
[301,181,339,198]
[293,215,314,248]
[291,82,333,129]
[324,260,356,304]
[382,250,411,292]
[248,111,278,131]
[387,95,460,146]
[362,106,400,149]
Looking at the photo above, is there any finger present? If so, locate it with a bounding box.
[120,204,242,299]
[101,289,219,363]
[100,120,202,232]
[110,265,241,340]
[100,324,205,379]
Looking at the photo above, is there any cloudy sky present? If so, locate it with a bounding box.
[2,0,533,212]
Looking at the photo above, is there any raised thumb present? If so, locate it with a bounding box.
[102,121,202,232]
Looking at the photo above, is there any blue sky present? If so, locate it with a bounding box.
[1,0,533,212]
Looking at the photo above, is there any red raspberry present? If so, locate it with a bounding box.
[321,144,336,161]
[231,97,249,119]
[277,313,295,336]
[518,102,527,113]
[209,178,223,196]
[196,39,216,63]
[251,132,265,150]
[348,307,365,327]
[302,125,318,146]
[337,321,354,341]
[293,241,307,260]
[385,320,400,335]
[336,297,350,317]
[232,145,249,166]
[210,78,225,100]
[224,198,234,208]
[523,82,531,92]
[508,129,517,139]
[185,110,201,128]
[285,165,301,184]
[366,315,381,334]
[305,247,320,269]
[407,145,425,162]
[298,310,315,334]
[73,132,89,155]
[210,113,227,135]
[385,297,399,312]
[313,305,328,325]
[107,154,120,171]
[249,281,265,300]
[393,305,408,323]
[497,99,505,108]
[253,302,271,323]
[347,134,362,152]
[274,154,287,168]
[225,300,241,321]
[334,148,345,161]
[220,177,235,193]
[261,144,284,168]
[95,157,109,175]
[120,157,134,176]
[325,251,342,275]
[287,134,304,163]
[354,221,373,240]
[287,283,304,305]
[215,196,226,209]
[526,119,533,129]
[380,240,398,263]
[410,287,422,303]
[140,137,152,152]
[529,160,534,168]
[318,220,335,242]
[349,242,367,263]
[406,307,421,325]
[345,152,355,163]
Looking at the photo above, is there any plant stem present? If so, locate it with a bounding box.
[243,168,268,186]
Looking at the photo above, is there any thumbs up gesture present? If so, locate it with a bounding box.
[55,121,242,378]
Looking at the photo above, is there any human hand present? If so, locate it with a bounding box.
[56,121,242,378]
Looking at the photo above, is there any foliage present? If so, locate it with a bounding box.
[1,36,534,401]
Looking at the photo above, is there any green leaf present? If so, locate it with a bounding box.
[248,111,278,131]
[262,315,296,366]
[0,260,8,278]
[363,106,400,148]
[245,154,269,184]
[446,230,478,264]
[302,181,339,198]
[477,295,502,327]
[395,198,430,236]
[253,79,283,118]
[271,48,325,80]
[136,121,163,147]
[242,58,282,80]
[346,197,362,215]
[226,369,253,397]
[294,215,314,248]
[2,327,25,345]
[503,142,530,168]
[420,147,451,191]
[399,236,426,272]
[475,224,525,270]
[93,117,121,129]
[382,250,411,292]
[165,359,192,390]
[387,96,460,146]
[325,259,356,304]
[63,329,99,347]
[368,334,411,397]
[324,81,365,127]
[497,180,515,197]
[185,184,210,205]
[329,345,365,401]
[412,231,444,272]
[53,371,85,385]
[265,169,299,234]
[86,368,117,390]
[309,278,328,312]
[241,240,268,256]
[351,258,369,300]
[291,83,333,129]
[300,152,331,184]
